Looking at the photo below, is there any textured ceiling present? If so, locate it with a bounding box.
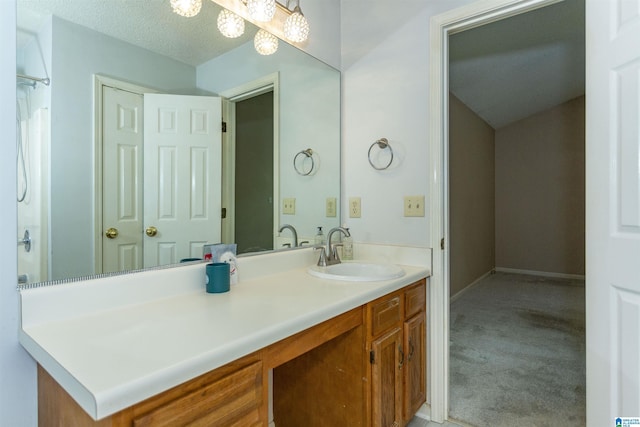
[17,0,585,129]
[449,0,585,129]
[17,0,258,66]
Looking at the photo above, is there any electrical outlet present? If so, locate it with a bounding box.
[349,197,361,218]
[283,198,296,215]
[326,197,337,217]
[404,195,425,217]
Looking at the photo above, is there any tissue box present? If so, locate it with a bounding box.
[204,243,238,284]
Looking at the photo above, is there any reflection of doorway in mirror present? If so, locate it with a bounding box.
[98,77,223,273]
[234,91,274,254]
[221,73,280,255]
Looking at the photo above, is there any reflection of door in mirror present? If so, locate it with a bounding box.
[143,94,222,266]
[100,79,222,273]
[102,86,143,272]
[235,91,274,254]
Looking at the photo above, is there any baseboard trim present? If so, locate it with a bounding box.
[414,402,430,420]
[495,267,585,280]
[450,270,493,303]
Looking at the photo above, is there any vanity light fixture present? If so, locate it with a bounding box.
[217,9,245,38]
[283,0,309,43]
[172,0,309,55]
[247,0,277,22]
[254,29,279,55]
[170,0,202,17]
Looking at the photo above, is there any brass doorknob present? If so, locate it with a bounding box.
[105,227,119,239]
[145,226,158,237]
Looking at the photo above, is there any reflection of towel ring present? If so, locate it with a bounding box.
[294,148,315,176]
[368,138,393,170]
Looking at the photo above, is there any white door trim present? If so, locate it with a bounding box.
[220,73,280,248]
[428,0,564,421]
[93,75,156,274]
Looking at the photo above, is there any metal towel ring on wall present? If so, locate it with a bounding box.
[294,148,315,176]
[368,138,394,170]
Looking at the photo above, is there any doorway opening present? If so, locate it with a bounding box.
[234,91,274,254]
[221,73,280,255]
[428,0,585,422]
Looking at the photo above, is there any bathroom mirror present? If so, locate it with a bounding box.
[16,0,340,284]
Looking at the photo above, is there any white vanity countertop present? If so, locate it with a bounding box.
[19,244,431,420]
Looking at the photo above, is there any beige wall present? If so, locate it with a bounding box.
[449,94,496,297]
[495,96,585,275]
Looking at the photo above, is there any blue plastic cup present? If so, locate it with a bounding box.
[205,262,230,293]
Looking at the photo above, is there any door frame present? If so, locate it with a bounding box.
[428,0,565,421]
[220,73,280,247]
[93,75,155,274]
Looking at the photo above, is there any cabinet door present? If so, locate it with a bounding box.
[404,312,426,421]
[371,328,403,427]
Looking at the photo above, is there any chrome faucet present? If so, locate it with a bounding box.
[278,224,298,247]
[315,226,350,266]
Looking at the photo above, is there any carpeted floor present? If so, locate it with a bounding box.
[449,272,586,426]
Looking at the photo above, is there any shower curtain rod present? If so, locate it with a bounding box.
[17,73,50,86]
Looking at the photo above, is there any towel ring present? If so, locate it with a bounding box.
[294,148,315,176]
[368,138,393,170]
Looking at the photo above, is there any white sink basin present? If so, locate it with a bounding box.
[307,261,405,282]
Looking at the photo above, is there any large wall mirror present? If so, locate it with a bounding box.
[16,0,340,284]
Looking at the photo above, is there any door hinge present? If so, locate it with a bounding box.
[221,208,227,219]
[222,121,227,133]
[441,238,444,250]
[370,350,375,364]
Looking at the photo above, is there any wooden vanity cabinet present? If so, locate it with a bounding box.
[367,279,427,427]
[37,280,427,427]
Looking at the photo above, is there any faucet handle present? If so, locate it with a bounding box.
[331,242,343,263]
[314,245,328,266]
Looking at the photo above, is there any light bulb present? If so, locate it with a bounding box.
[247,0,276,22]
[254,29,278,55]
[284,6,309,43]
[217,9,245,38]
[170,0,202,17]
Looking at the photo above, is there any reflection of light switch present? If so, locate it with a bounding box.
[404,195,425,217]
[349,197,361,218]
[283,198,296,215]
[326,197,337,217]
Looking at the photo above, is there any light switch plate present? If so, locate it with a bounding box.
[349,197,361,218]
[283,198,296,215]
[404,195,425,217]
[326,197,337,217]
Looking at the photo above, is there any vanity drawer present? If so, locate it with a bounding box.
[132,361,263,427]
[369,294,402,337]
[405,280,426,318]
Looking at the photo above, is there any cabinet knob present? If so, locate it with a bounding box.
[398,345,404,369]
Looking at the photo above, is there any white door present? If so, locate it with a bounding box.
[586,0,640,425]
[143,94,222,266]
[102,86,144,273]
